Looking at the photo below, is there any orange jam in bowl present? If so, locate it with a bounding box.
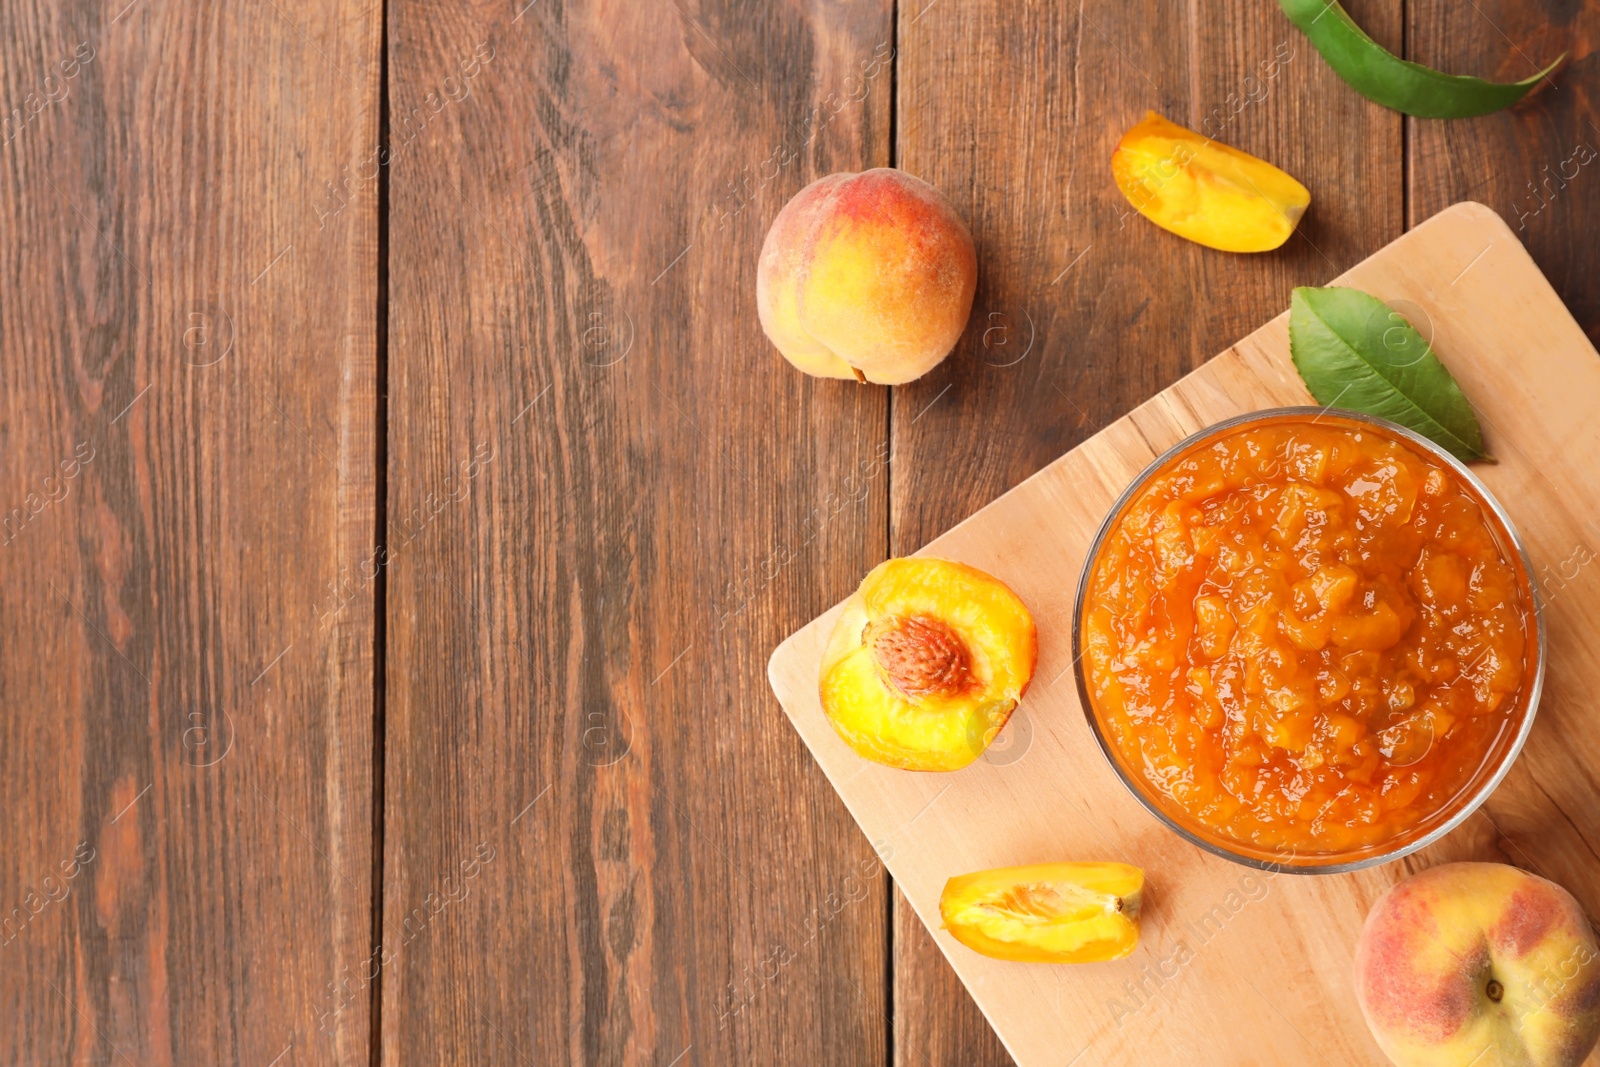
[1074,410,1542,871]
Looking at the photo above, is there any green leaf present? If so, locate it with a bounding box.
[1279,0,1563,118]
[1288,287,1487,462]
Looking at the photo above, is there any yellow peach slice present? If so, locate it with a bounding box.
[941,862,1144,963]
[1112,111,1310,253]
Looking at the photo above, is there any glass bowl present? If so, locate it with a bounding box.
[1071,407,1545,874]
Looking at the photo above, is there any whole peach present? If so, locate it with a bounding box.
[756,169,977,385]
[1355,862,1600,1067]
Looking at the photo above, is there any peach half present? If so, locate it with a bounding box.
[1355,862,1600,1067]
[819,557,1037,771]
[756,169,977,385]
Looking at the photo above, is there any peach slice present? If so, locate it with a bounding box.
[819,557,1037,772]
[1112,111,1310,253]
[940,862,1144,963]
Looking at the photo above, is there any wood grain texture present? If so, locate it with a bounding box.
[11,0,1599,1062]
[1407,0,1600,332]
[888,1,1403,1060]
[772,202,1600,1065]
[0,1,379,1064]
[381,1,893,1063]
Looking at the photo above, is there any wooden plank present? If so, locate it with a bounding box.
[1407,1,1599,326]
[771,202,1600,1065]
[889,0,1404,1060]
[0,1,379,1064]
[381,2,893,1062]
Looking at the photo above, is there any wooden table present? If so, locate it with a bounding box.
[3,1,1595,1064]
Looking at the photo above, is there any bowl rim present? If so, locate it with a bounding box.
[1070,406,1546,875]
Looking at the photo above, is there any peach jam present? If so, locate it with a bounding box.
[1080,416,1534,857]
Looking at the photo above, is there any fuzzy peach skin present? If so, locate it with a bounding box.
[756,169,977,385]
[1355,863,1600,1067]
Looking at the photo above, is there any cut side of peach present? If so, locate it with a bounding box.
[1112,111,1310,253]
[940,862,1144,963]
[819,557,1037,772]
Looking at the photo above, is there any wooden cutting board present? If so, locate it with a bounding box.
[767,202,1600,1066]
